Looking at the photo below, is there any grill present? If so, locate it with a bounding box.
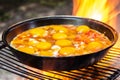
[0,41,120,80]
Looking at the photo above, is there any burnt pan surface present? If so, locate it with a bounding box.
[2,16,118,71]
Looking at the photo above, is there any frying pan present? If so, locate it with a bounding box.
[1,15,118,71]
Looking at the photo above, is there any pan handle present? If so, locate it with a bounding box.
[0,41,6,49]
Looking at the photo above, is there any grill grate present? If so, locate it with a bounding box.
[0,41,120,80]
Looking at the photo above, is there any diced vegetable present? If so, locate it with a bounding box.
[11,25,111,57]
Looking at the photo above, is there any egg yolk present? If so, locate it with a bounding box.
[59,47,76,56]
[76,25,90,33]
[55,39,72,47]
[52,33,67,40]
[36,42,52,50]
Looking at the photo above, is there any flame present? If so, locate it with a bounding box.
[25,1,120,79]
[72,0,120,29]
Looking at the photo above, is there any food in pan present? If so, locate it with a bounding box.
[10,25,111,57]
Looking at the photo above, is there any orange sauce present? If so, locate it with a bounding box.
[10,25,111,57]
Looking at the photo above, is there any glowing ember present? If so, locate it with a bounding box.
[72,0,120,29]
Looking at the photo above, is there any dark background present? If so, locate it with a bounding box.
[0,1,72,79]
[0,0,72,34]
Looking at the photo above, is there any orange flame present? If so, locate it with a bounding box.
[72,0,120,29]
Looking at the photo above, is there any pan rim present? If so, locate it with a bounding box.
[2,15,118,58]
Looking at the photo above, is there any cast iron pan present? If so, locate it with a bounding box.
[1,16,118,71]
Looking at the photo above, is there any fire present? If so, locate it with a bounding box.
[25,1,120,79]
[72,0,120,29]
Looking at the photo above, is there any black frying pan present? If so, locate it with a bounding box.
[1,16,118,71]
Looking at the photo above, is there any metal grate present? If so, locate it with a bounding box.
[0,41,120,80]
